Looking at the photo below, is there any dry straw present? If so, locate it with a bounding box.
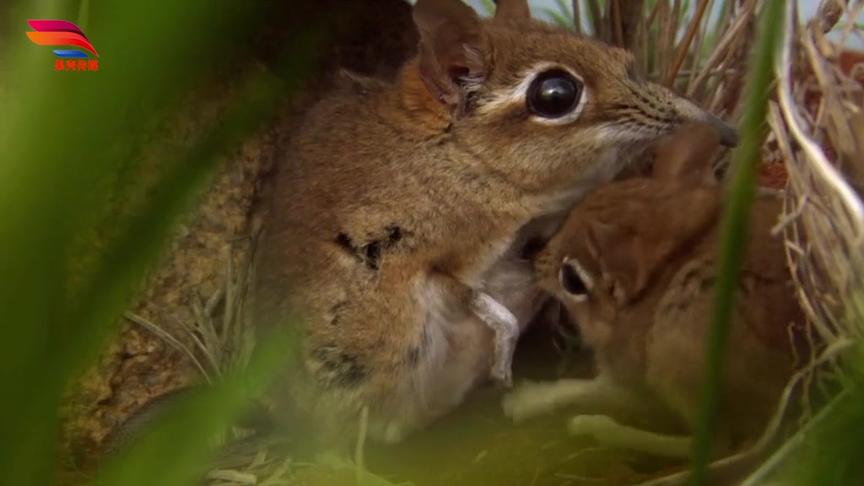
[734,0,864,482]
[773,0,864,391]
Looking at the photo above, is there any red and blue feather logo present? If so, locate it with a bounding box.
[26,19,99,59]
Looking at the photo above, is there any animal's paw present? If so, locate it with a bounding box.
[567,414,618,438]
[383,422,405,444]
[502,381,558,423]
[490,359,513,389]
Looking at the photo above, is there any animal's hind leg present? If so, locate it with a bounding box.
[502,377,640,423]
[568,415,692,458]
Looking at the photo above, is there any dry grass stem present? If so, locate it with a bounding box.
[775,0,864,378]
[124,310,215,384]
[665,0,712,86]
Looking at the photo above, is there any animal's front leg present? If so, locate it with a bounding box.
[471,291,519,387]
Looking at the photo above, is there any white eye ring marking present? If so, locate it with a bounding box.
[477,62,588,125]
[560,256,594,302]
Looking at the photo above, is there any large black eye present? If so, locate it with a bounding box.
[560,262,588,296]
[527,69,583,118]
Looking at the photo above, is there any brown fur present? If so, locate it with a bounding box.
[513,124,803,450]
[255,0,736,443]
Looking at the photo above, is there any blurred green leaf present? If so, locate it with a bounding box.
[0,1,315,484]
[743,386,864,485]
[96,326,298,486]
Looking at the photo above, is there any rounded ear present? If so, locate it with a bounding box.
[494,0,531,21]
[585,221,649,304]
[413,0,490,113]
[651,122,721,184]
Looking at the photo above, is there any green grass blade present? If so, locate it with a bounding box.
[688,0,787,484]
[541,8,576,30]
[554,0,574,18]
[740,386,864,485]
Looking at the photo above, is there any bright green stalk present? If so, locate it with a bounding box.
[689,0,786,484]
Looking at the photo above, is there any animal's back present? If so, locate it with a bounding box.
[253,72,504,441]
[645,195,802,438]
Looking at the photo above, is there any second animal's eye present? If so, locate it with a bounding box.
[559,258,593,299]
[527,69,584,119]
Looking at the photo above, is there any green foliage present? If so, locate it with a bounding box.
[0,1,312,484]
[740,386,864,485]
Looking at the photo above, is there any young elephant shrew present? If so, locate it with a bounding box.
[504,124,805,469]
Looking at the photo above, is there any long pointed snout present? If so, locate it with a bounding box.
[671,97,739,147]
